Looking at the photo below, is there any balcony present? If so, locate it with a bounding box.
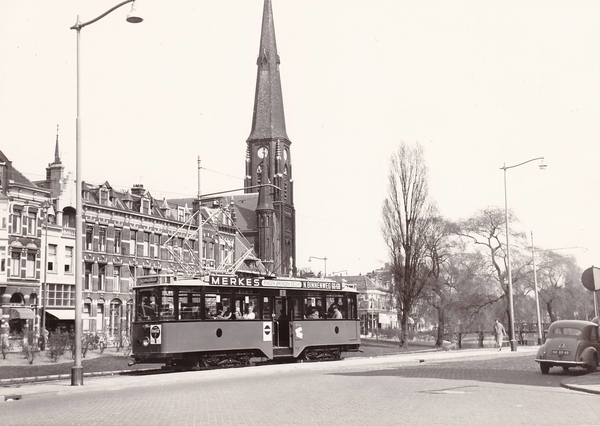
[62,227,76,238]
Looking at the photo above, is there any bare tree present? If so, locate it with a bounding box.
[453,206,529,340]
[382,142,436,348]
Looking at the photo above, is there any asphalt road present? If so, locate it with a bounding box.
[2,346,600,426]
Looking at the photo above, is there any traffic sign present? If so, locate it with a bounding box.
[581,266,600,291]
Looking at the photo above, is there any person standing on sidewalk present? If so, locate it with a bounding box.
[494,319,507,351]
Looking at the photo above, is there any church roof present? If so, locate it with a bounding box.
[230,194,259,232]
[247,0,289,142]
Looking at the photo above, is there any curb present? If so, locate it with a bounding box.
[0,368,156,387]
[560,382,600,396]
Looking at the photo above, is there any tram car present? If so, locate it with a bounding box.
[130,273,361,368]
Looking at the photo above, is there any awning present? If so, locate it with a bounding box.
[378,313,391,325]
[10,308,35,320]
[46,309,75,320]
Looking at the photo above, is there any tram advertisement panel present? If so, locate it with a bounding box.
[209,276,343,291]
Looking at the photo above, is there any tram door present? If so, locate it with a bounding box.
[274,297,290,347]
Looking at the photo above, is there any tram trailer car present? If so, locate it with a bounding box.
[131,274,361,368]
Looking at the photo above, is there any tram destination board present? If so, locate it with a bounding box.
[209,275,344,291]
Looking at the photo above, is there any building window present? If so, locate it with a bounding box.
[99,188,109,206]
[98,265,106,292]
[85,225,94,250]
[131,230,137,256]
[114,229,122,254]
[141,198,150,215]
[10,252,20,277]
[27,212,37,236]
[97,302,104,332]
[48,244,57,272]
[143,232,150,257]
[0,246,5,272]
[114,267,121,291]
[177,207,185,222]
[26,253,36,278]
[84,263,92,291]
[99,227,107,252]
[47,284,75,307]
[11,212,21,234]
[64,246,73,273]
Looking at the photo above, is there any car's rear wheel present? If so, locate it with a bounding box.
[562,366,570,371]
[540,363,550,374]
[586,355,598,373]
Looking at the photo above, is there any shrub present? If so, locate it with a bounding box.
[1,335,13,359]
[46,330,71,363]
[21,330,40,365]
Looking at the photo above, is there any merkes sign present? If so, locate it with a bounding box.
[209,276,342,290]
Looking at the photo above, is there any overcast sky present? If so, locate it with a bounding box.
[1,1,599,276]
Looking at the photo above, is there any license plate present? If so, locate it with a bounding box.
[552,350,570,356]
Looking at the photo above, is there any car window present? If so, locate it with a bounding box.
[550,327,581,337]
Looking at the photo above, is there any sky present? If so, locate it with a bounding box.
[1,1,599,277]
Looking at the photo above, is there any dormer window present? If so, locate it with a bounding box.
[141,198,150,215]
[99,188,109,206]
[177,206,185,222]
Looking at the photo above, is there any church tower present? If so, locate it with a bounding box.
[245,0,296,276]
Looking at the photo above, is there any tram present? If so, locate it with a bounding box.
[130,273,361,368]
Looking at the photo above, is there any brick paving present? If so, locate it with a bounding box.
[2,347,600,426]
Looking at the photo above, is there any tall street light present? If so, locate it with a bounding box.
[309,256,327,277]
[69,0,142,387]
[530,231,543,345]
[501,157,546,352]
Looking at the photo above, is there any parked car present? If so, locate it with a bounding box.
[535,320,600,374]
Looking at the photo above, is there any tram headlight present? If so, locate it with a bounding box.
[142,337,150,347]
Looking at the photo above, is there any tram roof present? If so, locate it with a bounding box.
[135,273,358,293]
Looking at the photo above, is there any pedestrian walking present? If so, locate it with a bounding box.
[494,318,507,351]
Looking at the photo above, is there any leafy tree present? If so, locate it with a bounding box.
[382,142,436,348]
[535,251,586,322]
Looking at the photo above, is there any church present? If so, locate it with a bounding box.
[233,0,297,277]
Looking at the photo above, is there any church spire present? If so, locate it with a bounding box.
[247,0,288,141]
[54,124,62,165]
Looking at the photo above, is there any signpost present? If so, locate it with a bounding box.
[581,266,600,318]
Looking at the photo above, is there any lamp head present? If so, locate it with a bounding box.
[126,2,143,24]
[539,161,547,170]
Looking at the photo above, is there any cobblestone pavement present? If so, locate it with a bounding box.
[2,348,600,426]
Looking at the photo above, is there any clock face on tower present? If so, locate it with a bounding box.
[258,146,269,159]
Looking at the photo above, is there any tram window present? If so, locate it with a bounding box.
[262,296,273,320]
[178,287,202,320]
[137,289,159,321]
[291,298,303,321]
[345,295,356,320]
[303,294,324,319]
[326,295,345,319]
[159,288,175,321]
[231,296,258,320]
[207,293,232,319]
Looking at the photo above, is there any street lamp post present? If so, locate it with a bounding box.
[69,0,142,387]
[530,231,543,345]
[501,156,546,352]
[308,256,327,277]
[40,201,55,348]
